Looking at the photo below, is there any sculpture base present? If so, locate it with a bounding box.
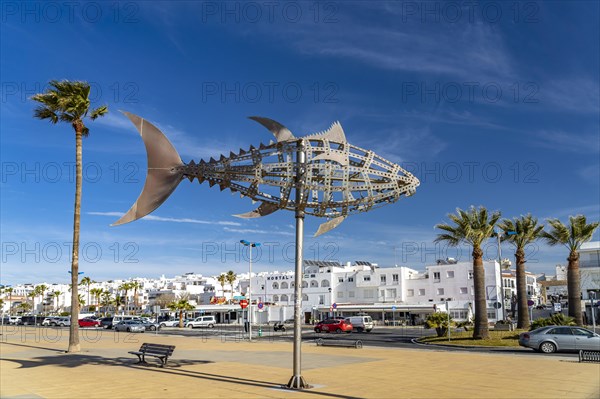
[285,375,311,390]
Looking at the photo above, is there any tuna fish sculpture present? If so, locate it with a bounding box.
[113,112,420,236]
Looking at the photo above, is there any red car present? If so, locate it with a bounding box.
[314,319,353,333]
[78,318,100,328]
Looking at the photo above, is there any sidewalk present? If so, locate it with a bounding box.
[1,326,598,398]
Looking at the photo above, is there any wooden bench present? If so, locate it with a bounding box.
[579,350,600,363]
[316,338,363,349]
[128,343,175,367]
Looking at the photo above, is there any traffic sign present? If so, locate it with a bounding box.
[527,300,534,307]
[257,302,264,310]
[392,306,397,311]
[332,303,337,309]
[493,302,502,309]
[240,299,249,309]
[553,303,562,312]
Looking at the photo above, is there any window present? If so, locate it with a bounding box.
[446,271,454,278]
[272,282,279,289]
[348,291,355,298]
[547,327,572,335]
[380,275,386,283]
[433,272,441,281]
[348,277,354,282]
[407,289,414,297]
[280,294,288,302]
[364,276,371,282]
[321,280,330,287]
[302,281,308,288]
[338,277,344,283]
[281,282,288,289]
[460,287,468,294]
[364,289,374,298]
[338,292,344,298]
[436,288,444,295]
[310,280,318,287]
[392,274,399,283]
[302,294,309,301]
[318,295,324,305]
[487,310,496,319]
[272,295,279,302]
[418,289,425,296]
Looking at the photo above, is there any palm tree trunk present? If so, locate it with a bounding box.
[567,251,583,325]
[515,249,530,329]
[472,247,490,339]
[68,128,82,353]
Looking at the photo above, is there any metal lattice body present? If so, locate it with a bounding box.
[114,113,419,236]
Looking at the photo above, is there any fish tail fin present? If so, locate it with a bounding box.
[112,111,184,226]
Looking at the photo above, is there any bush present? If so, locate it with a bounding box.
[59,311,70,316]
[424,312,453,337]
[530,313,575,330]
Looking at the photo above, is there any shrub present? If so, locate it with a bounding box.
[530,313,575,330]
[424,312,453,337]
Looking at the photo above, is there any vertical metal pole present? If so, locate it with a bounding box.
[591,293,596,333]
[249,245,252,342]
[497,231,504,321]
[287,142,310,390]
[446,300,450,341]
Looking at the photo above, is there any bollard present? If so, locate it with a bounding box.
[258,326,262,337]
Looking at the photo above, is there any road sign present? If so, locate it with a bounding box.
[240,299,249,309]
[527,300,534,307]
[553,303,562,312]
[332,303,337,309]
[257,302,264,310]
[392,306,397,311]
[493,302,502,309]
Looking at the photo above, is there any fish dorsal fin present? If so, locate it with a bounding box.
[305,121,346,143]
[249,116,296,142]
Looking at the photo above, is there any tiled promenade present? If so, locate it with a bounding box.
[1,326,598,398]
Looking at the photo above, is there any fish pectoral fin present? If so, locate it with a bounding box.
[305,121,347,143]
[248,116,296,142]
[311,151,349,166]
[314,216,346,237]
[233,202,280,219]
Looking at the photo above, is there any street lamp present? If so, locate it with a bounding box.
[240,240,260,341]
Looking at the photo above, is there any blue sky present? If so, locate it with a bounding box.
[1,1,599,285]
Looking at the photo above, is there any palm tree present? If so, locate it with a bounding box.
[435,206,501,339]
[17,302,32,314]
[100,291,113,316]
[52,291,62,314]
[5,287,13,315]
[36,284,48,314]
[32,80,108,353]
[90,288,103,312]
[80,276,93,312]
[540,215,599,325]
[130,281,141,314]
[77,294,85,310]
[118,282,133,314]
[217,274,227,300]
[27,291,37,313]
[499,214,544,329]
[167,296,195,328]
[226,271,237,303]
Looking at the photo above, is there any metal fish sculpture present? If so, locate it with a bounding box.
[113,112,420,236]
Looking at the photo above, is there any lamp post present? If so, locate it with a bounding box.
[240,240,260,341]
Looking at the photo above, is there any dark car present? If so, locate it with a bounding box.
[314,319,353,333]
[100,317,114,329]
[19,315,42,325]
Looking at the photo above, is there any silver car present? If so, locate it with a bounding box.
[113,320,146,333]
[519,325,600,353]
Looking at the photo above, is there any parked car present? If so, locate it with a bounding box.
[54,317,71,327]
[314,319,353,333]
[138,320,161,331]
[8,316,22,325]
[185,316,216,329]
[113,320,146,333]
[345,316,374,333]
[41,316,60,326]
[19,315,42,325]
[78,318,101,328]
[159,319,181,328]
[99,317,114,329]
[519,325,600,353]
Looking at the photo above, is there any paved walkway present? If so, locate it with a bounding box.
[1,326,598,398]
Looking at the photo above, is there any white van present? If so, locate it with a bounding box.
[185,315,216,329]
[345,316,374,332]
[112,315,141,324]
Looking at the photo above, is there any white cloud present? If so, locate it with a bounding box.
[88,211,241,226]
